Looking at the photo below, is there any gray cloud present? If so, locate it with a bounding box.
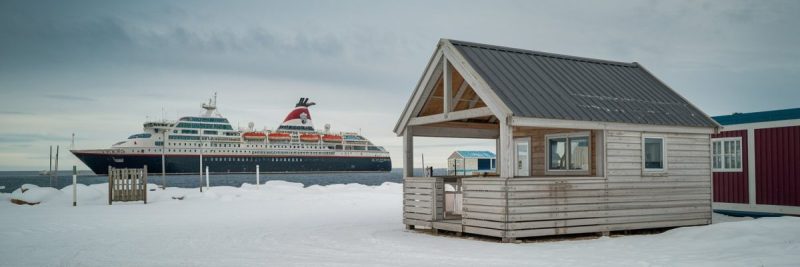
[0,133,74,144]
[0,0,799,170]
[44,94,96,102]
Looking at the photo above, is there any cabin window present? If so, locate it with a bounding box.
[545,132,590,172]
[643,136,666,172]
[712,137,742,172]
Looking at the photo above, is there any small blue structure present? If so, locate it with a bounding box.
[447,150,496,175]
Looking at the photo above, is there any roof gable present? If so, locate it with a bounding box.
[448,39,718,128]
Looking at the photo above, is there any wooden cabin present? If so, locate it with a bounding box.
[711,108,800,216]
[394,39,721,242]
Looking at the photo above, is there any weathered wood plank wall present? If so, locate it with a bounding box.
[108,166,148,204]
[411,130,712,240]
[403,177,444,227]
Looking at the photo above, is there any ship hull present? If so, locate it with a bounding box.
[72,151,391,175]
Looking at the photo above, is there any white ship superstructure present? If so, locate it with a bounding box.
[72,95,391,174]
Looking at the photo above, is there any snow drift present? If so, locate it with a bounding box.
[0,181,798,266]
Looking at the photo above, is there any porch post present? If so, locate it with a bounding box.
[499,116,514,178]
[403,126,414,177]
[496,138,501,175]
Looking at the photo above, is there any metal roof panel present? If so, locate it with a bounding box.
[448,39,718,128]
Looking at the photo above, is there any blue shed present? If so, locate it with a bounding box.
[447,150,496,175]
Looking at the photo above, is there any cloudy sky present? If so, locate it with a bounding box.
[1,0,798,171]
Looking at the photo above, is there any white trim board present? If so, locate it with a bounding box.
[511,116,715,134]
[408,107,493,126]
[719,119,800,131]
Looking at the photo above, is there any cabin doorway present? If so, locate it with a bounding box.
[514,137,530,177]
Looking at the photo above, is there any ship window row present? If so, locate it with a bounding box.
[180,117,230,123]
[207,157,303,162]
[128,133,152,139]
[277,125,315,131]
[169,135,201,140]
[181,129,198,134]
[160,141,341,151]
[176,122,234,130]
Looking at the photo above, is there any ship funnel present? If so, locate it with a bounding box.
[279,97,315,132]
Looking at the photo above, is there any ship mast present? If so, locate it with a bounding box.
[201,92,218,117]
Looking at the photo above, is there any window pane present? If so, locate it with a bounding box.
[735,140,742,169]
[644,138,663,169]
[713,141,721,156]
[569,137,589,170]
[549,138,567,170]
[713,156,722,169]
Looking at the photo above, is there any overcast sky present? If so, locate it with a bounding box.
[1,0,798,171]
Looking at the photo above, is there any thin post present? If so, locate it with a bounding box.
[162,131,166,190]
[72,165,77,207]
[421,153,425,177]
[49,146,53,187]
[199,132,203,192]
[143,165,148,204]
[108,166,113,205]
[256,165,260,189]
[54,145,59,188]
[205,165,210,190]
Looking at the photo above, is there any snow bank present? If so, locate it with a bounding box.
[10,184,61,204]
[1,181,798,266]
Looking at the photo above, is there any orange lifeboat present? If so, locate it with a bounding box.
[322,134,343,143]
[268,132,291,141]
[242,132,266,140]
[300,134,320,142]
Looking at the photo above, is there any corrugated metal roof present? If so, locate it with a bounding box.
[713,108,800,125]
[448,39,718,128]
[455,150,496,159]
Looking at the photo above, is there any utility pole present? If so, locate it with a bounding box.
[199,131,203,192]
[49,146,53,187]
[421,153,425,177]
[54,146,60,187]
[162,131,166,190]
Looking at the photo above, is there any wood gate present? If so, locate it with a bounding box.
[108,166,148,205]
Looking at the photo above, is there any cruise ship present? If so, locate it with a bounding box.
[71,95,391,174]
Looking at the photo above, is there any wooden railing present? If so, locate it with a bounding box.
[108,166,148,205]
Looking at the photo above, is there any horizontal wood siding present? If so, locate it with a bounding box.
[403,177,443,225]
[507,131,711,238]
[461,177,507,237]
[711,130,749,204]
[407,130,712,240]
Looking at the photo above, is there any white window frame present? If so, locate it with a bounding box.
[545,131,591,175]
[642,135,667,173]
[712,137,743,172]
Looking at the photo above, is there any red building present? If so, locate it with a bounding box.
[712,108,800,216]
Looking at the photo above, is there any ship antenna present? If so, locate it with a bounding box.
[202,92,218,116]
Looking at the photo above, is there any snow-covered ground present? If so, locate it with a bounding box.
[1,182,798,266]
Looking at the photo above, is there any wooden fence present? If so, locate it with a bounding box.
[108,166,148,205]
